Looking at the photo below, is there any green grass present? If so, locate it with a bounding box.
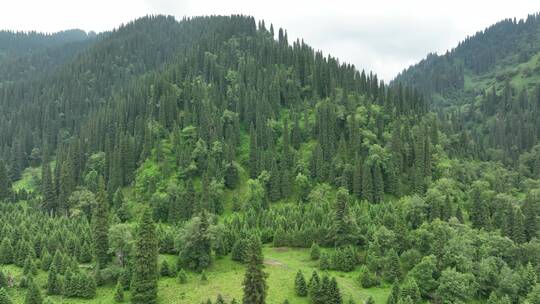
[1,247,389,304]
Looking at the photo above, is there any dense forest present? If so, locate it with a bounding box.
[0,13,540,304]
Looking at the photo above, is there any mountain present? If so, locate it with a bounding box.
[394,13,540,166]
[0,14,539,304]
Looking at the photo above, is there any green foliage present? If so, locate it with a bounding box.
[436,268,476,304]
[178,213,212,271]
[114,280,124,302]
[310,243,320,261]
[25,279,43,304]
[92,178,110,267]
[0,288,12,304]
[358,266,380,288]
[295,270,308,297]
[131,207,159,304]
[242,236,267,304]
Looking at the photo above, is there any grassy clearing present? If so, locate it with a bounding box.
[1,246,389,304]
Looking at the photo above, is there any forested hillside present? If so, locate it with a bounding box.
[395,13,540,165]
[1,14,540,304]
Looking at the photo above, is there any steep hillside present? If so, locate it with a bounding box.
[0,14,540,304]
[394,13,540,165]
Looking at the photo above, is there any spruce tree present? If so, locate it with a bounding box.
[0,160,11,201]
[131,207,159,304]
[361,161,373,202]
[295,270,308,297]
[177,269,187,284]
[41,162,56,214]
[0,288,12,304]
[0,239,13,264]
[242,236,267,304]
[46,265,62,295]
[114,280,124,302]
[387,281,400,304]
[92,178,110,267]
[0,271,6,289]
[310,243,320,261]
[385,250,401,283]
[25,279,43,304]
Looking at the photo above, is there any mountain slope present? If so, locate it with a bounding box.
[394,13,540,165]
[0,14,539,304]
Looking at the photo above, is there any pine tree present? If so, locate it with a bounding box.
[387,281,400,304]
[131,207,158,304]
[249,124,259,178]
[361,161,373,202]
[310,243,320,261]
[92,178,110,267]
[295,270,308,297]
[372,163,384,203]
[308,271,320,297]
[242,236,267,304]
[114,280,124,302]
[46,265,62,295]
[200,270,208,283]
[160,260,171,277]
[385,250,401,283]
[329,277,343,304]
[0,288,12,304]
[58,160,74,213]
[400,278,420,304]
[0,160,11,201]
[216,294,226,304]
[41,162,56,214]
[0,239,13,264]
[513,208,526,244]
[24,279,43,304]
[0,271,6,289]
[177,268,188,284]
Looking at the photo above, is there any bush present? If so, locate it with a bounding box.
[358,266,380,288]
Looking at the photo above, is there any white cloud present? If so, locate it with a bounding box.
[1,0,538,80]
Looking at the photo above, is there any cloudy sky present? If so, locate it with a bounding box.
[1,0,539,80]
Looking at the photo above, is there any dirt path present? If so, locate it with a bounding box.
[264,258,287,268]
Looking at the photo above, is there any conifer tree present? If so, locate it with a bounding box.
[92,178,110,267]
[0,288,12,304]
[385,250,401,283]
[361,161,373,202]
[387,281,400,304]
[295,270,308,297]
[0,271,6,289]
[41,162,56,214]
[46,265,62,295]
[242,236,267,304]
[177,269,187,284]
[25,279,43,304]
[0,160,11,201]
[0,239,13,264]
[114,280,124,302]
[131,207,159,304]
[310,243,320,261]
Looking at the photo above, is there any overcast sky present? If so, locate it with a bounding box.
[1,0,539,80]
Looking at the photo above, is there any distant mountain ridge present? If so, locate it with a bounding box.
[394,13,540,164]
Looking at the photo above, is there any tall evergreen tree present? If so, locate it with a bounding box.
[0,160,10,201]
[92,178,110,267]
[242,236,267,304]
[24,279,42,304]
[131,207,159,304]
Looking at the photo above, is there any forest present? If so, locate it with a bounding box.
[0,13,540,304]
